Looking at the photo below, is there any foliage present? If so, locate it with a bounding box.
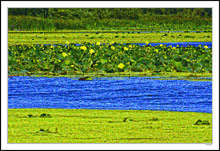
[8,8,212,19]
[8,42,212,75]
[8,8,212,31]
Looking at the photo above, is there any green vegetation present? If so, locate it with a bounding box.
[8,42,212,76]
[8,8,212,31]
[8,109,212,143]
[8,8,212,77]
[27,72,212,81]
[8,32,212,45]
[7,8,213,144]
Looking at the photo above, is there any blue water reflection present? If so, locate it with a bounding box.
[8,76,212,113]
[41,42,212,48]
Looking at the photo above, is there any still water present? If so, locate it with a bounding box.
[8,76,212,113]
[43,42,212,48]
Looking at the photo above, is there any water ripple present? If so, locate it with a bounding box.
[8,76,212,113]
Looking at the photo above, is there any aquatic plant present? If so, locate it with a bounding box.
[8,42,212,75]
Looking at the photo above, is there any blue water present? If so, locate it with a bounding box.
[134,42,212,48]
[41,42,212,48]
[8,76,212,113]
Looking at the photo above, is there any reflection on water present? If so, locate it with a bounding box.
[40,42,212,48]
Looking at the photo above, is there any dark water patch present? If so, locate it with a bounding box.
[8,76,212,113]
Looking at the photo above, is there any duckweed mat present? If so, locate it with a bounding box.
[8,109,212,143]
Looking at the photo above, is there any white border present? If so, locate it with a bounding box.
[1,1,219,150]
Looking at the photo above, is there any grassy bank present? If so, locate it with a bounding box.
[8,15,212,32]
[8,32,212,45]
[8,109,212,143]
[21,71,212,81]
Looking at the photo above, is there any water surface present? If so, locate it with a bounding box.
[8,76,212,113]
[42,42,212,48]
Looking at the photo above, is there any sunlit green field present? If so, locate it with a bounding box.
[8,109,212,143]
[8,32,212,45]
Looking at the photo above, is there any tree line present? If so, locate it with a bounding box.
[8,8,212,19]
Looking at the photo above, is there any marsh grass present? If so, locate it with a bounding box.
[8,15,212,32]
[8,32,212,45]
[8,109,212,143]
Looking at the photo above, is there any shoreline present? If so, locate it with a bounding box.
[8,71,212,79]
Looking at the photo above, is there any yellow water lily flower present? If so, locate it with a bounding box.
[160,44,163,47]
[62,52,68,57]
[145,41,149,45]
[96,42,101,46]
[123,47,128,51]
[111,46,115,50]
[172,47,176,50]
[66,41,70,45]
[110,41,115,45]
[118,63,125,69]
[204,45,208,49]
[155,49,158,53]
[89,49,95,54]
[71,65,74,68]
[80,46,87,51]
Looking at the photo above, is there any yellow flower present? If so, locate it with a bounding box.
[129,45,133,48]
[172,47,176,50]
[145,41,149,45]
[160,44,163,47]
[96,42,101,46]
[50,45,54,49]
[110,41,115,45]
[155,49,158,53]
[146,48,150,52]
[71,65,74,67]
[66,41,70,45]
[62,52,68,57]
[111,46,115,50]
[89,49,95,54]
[80,46,87,51]
[123,47,128,51]
[118,63,125,69]
[204,45,208,49]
